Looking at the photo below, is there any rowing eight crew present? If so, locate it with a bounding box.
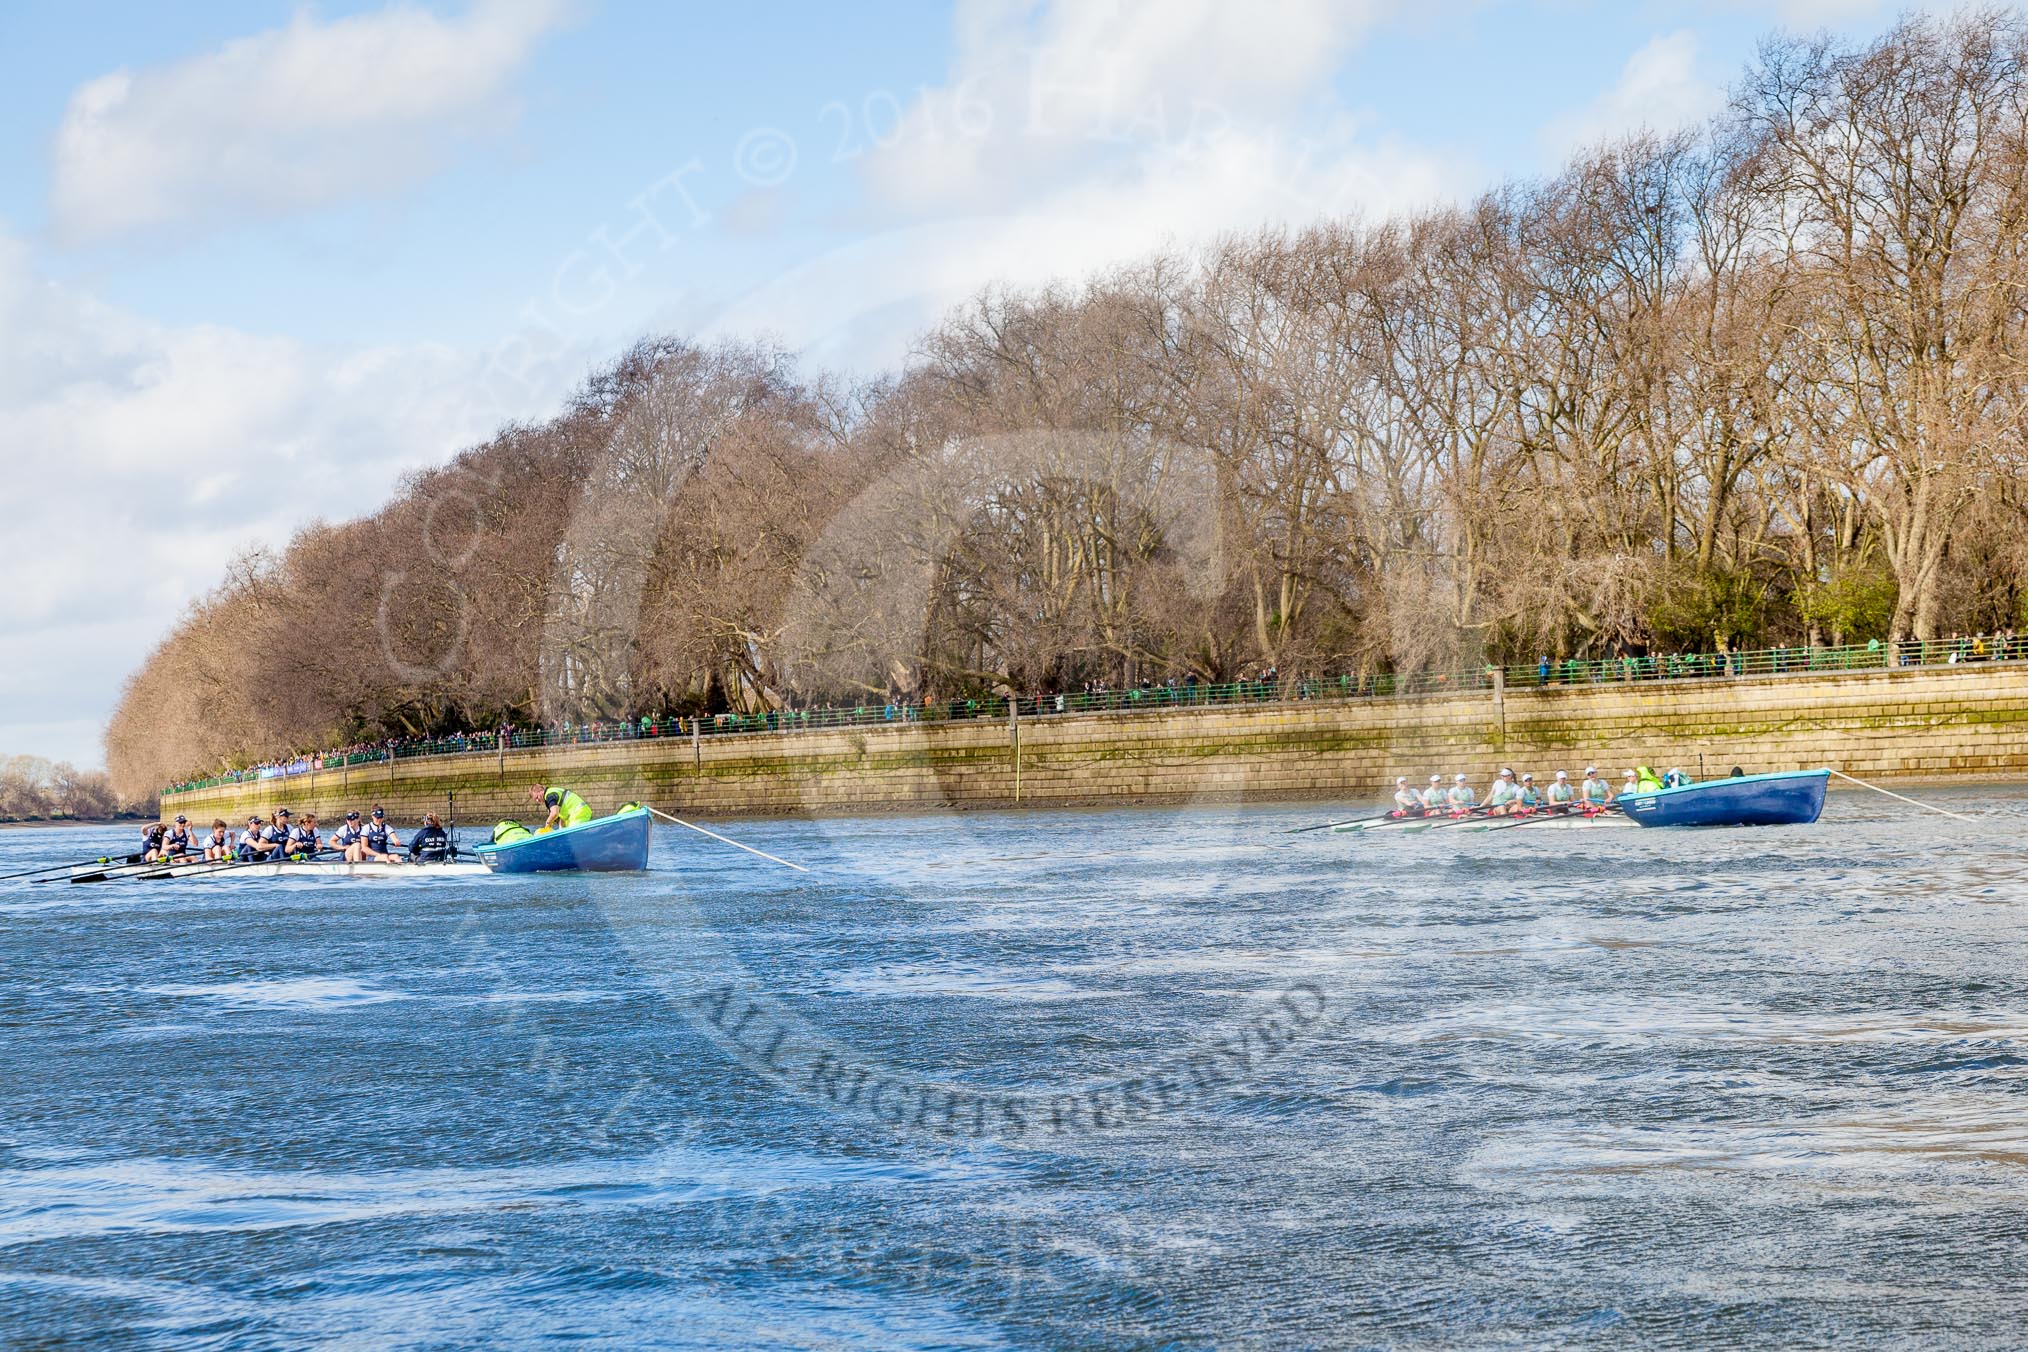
[137,806,453,864]
[1387,765,1689,818]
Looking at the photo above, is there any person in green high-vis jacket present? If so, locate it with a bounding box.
[529,784,594,831]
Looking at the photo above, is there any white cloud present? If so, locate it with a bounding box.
[0,234,575,767]
[703,124,1453,377]
[51,0,568,242]
[739,0,1453,370]
[864,0,1392,210]
[1546,30,1725,155]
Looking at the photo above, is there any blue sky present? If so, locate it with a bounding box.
[0,0,1912,768]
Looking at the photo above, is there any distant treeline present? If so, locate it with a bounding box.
[111,13,2028,800]
[1,755,134,822]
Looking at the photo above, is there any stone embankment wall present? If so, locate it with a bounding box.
[160,662,2028,824]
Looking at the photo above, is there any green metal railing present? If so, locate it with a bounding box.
[159,634,2015,794]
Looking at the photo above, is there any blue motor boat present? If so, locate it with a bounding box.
[473,806,652,873]
[1615,769,1829,828]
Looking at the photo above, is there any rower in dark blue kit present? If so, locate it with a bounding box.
[250,809,293,860]
[160,815,194,858]
[234,815,265,860]
[286,812,322,859]
[361,807,402,863]
[330,811,366,862]
[407,812,452,862]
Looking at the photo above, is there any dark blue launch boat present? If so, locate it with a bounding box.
[1616,769,1829,828]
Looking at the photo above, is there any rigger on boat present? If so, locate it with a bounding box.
[25,785,817,889]
[1314,764,1831,835]
[68,798,474,884]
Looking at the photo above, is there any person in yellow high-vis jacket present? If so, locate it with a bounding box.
[529,784,594,831]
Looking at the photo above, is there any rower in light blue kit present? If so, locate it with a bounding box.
[1392,777,1422,816]
[1485,767,1523,816]
[1579,767,1610,808]
[1446,773,1476,814]
[1546,770,1576,810]
[1421,774,1446,813]
[1517,773,1543,811]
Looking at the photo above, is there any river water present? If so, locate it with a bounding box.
[3,789,2026,1348]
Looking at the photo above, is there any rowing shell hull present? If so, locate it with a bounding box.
[1334,810,1633,835]
[1335,813,1500,834]
[92,859,491,881]
[71,859,182,881]
[1331,814,1431,834]
[1615,769,1829,828]
[1464,812,1636,832]
[472,808,652,873]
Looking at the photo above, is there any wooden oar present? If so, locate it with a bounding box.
[8,852,144,883]
[54,853,181,884]
[1474,806,1567,831]
[1828,768,1976,822]
[1339,811,1443,834]
[646,807,808,872]
[1475,808,1563,832]
[1407,808,1497,832]
[127,847,341,882]
[77,853,225,883]
[1478,806,1621,832]
[1285,809,1398,835]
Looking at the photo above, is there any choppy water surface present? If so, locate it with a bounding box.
[5,788,2028,1347]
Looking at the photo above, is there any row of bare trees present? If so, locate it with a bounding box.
[110,11,2028,798]
[0,756,130,821]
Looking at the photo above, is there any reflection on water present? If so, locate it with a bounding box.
[4,785,2028,1346]
[143,978,409,1010]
